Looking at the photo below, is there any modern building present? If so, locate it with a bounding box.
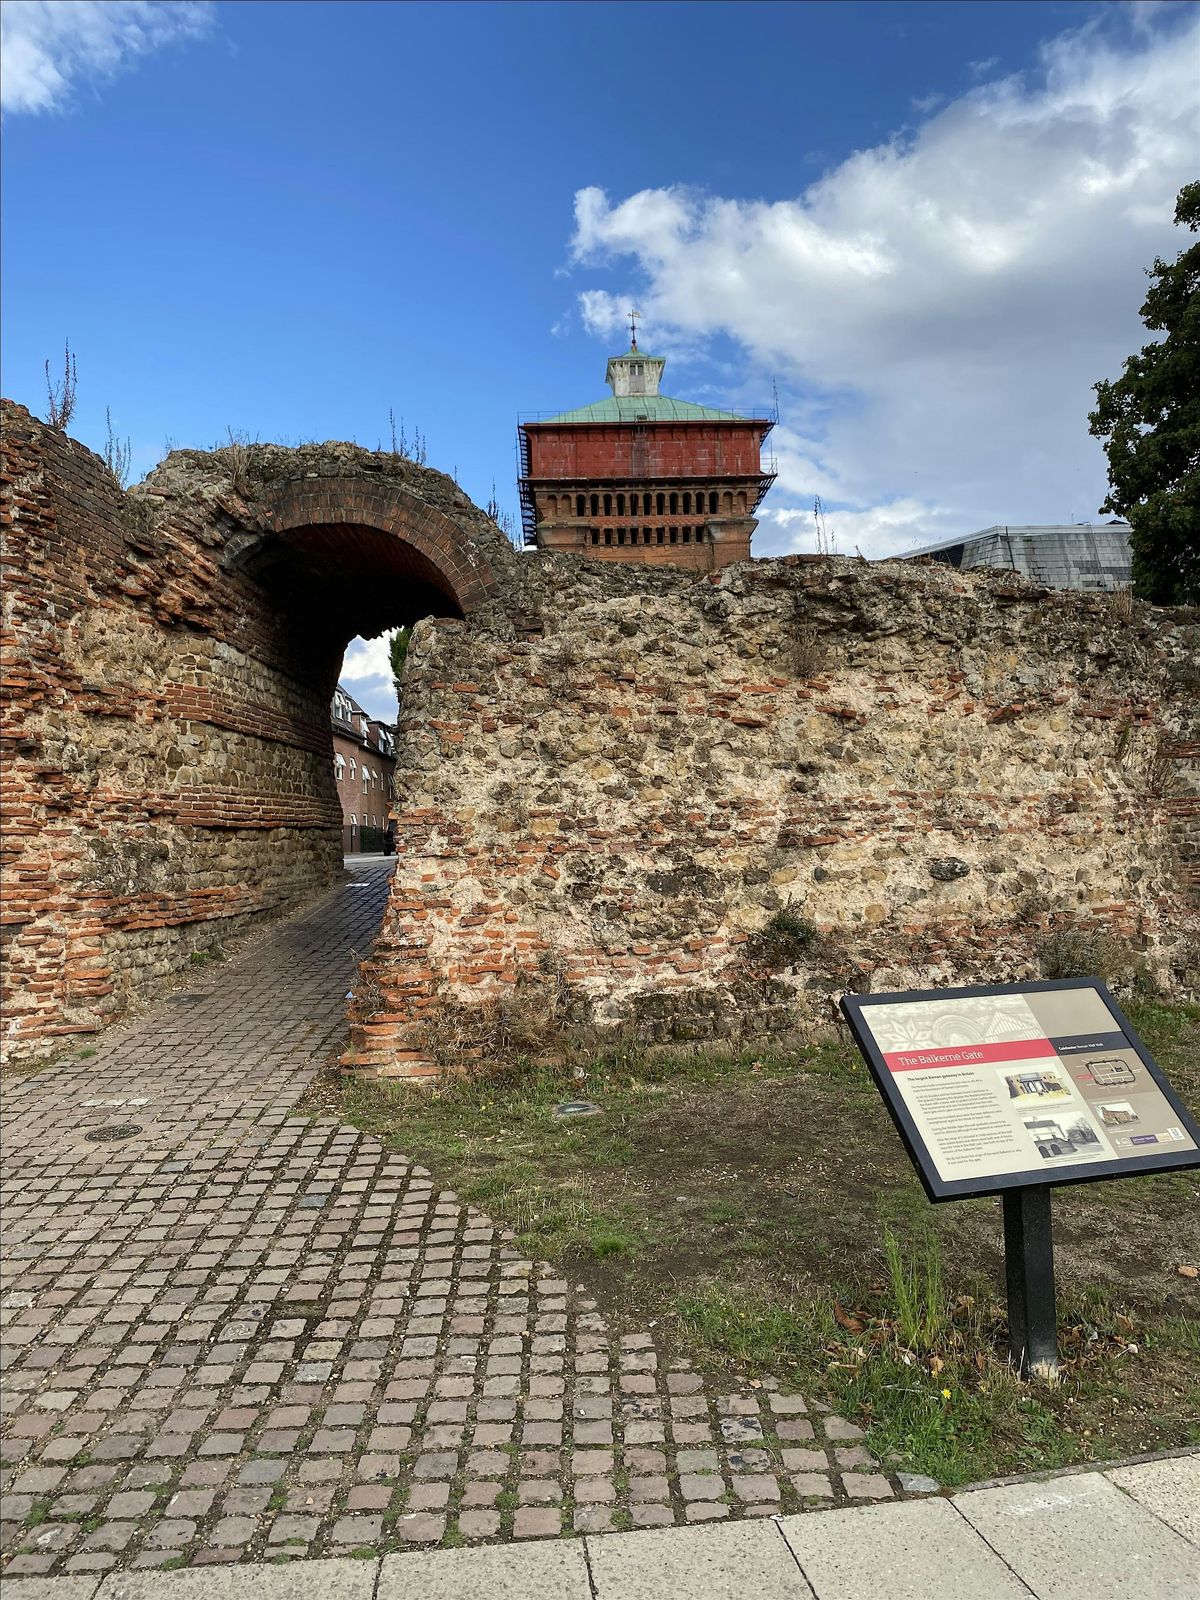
[899,521,1132,591]
[331,683,396,854]
[518,322,775,571]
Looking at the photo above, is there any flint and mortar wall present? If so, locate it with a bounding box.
[350,556,1199,1076]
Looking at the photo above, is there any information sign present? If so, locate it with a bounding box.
[841,979,1200,1202]
[841,979,1200,1375]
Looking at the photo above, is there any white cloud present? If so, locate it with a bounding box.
[568,14,1199,558]
[339,635,399,725]
[1,0,213,116]
[340,634,395,686]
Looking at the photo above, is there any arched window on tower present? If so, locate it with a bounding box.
[682,491,692,514]
[603,493,612,516]
[657,492,665,515]
[576,494,586,516]
[709,491,718,513]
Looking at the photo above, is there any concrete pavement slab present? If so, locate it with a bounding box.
[377,1541,591,1598]
[1106,1456,1200,1546]
[585,1519,814,1599]
[777,1497,1032,1599]
[93,1559,376,1600]
[1,1582,102,1600]
[955,1470,1200,1600]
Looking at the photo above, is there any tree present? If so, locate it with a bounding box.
[1089,183,1199,605]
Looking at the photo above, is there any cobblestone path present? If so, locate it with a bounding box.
[0,860,899,1580]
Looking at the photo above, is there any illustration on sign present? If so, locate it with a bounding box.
[841,981,1200,1199]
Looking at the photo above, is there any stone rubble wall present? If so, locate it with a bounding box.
[349,555,1199,1076]
[3,399,1196,1072]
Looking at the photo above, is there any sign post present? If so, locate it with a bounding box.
[840,979,1200,1378]
[1002,1186,1057,1377]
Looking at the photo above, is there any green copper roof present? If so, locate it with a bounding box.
[531,394,755,425]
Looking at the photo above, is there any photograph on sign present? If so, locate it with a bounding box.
[841,980,1200,1199]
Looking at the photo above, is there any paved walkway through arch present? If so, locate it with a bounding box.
[0,861,898,1582]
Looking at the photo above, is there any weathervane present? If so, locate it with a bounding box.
[629,308,641,351]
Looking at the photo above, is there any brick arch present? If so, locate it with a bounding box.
[255,475,504,616]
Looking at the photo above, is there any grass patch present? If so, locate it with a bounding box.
[326,1002,1200,1484]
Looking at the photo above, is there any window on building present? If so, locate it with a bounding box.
[656,492,665,514]
[603,493,612,515]
[669,529,678,544]
[669,492,678,514]
[656,528,664,544]
[682,491,692,514]
[350,758,357,777]
[604,529,612,545]
[590,493,599,516]
[709,491,718,513]
[682,528,691,543]
[616,493,625,515]
[576,494,586,516]
[643,491,652,513]
[590,530,599,545]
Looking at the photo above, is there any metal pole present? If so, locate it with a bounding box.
[1003,1186,1059,1378]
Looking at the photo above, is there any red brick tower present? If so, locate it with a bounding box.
[518,327,775,570]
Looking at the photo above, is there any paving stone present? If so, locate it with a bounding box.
[459,1509,502,1538]
[780,1497,1031,1599]
[680,1473,725,1500]
[378,1541,592,1597]
[843,1472,894,1499]
[823,1416,865,1440]
[513,1505,561,1538]
[776,1419,815,1440]
[588,1517,807,1595]
[954,1472,1200,1600]
[393,1511,445,1543]
[1107,1456,1200,1545]
[686,1502,729,1523]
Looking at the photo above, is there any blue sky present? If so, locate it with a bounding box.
[3,1,1197,718]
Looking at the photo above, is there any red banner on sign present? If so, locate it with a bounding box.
[884,1037,1056,1072]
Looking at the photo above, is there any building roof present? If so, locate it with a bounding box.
[527,394,762,426]
[331,683,395,756]
[900,521,1131,560]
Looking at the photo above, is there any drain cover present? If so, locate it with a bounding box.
[85,1124,143,1143]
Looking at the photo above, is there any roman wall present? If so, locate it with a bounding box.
[0,402,509,1060]
[2,399,1196,1073]
[350,556,1199,1076]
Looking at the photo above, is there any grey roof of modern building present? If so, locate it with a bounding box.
[899,521,1132,560]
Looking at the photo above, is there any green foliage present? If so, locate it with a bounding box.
[1089,182,1200,604]
[883,1228,947,1351]
[389,626,412,696]
[752,903,819,968]
[676,1284,834,1368]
